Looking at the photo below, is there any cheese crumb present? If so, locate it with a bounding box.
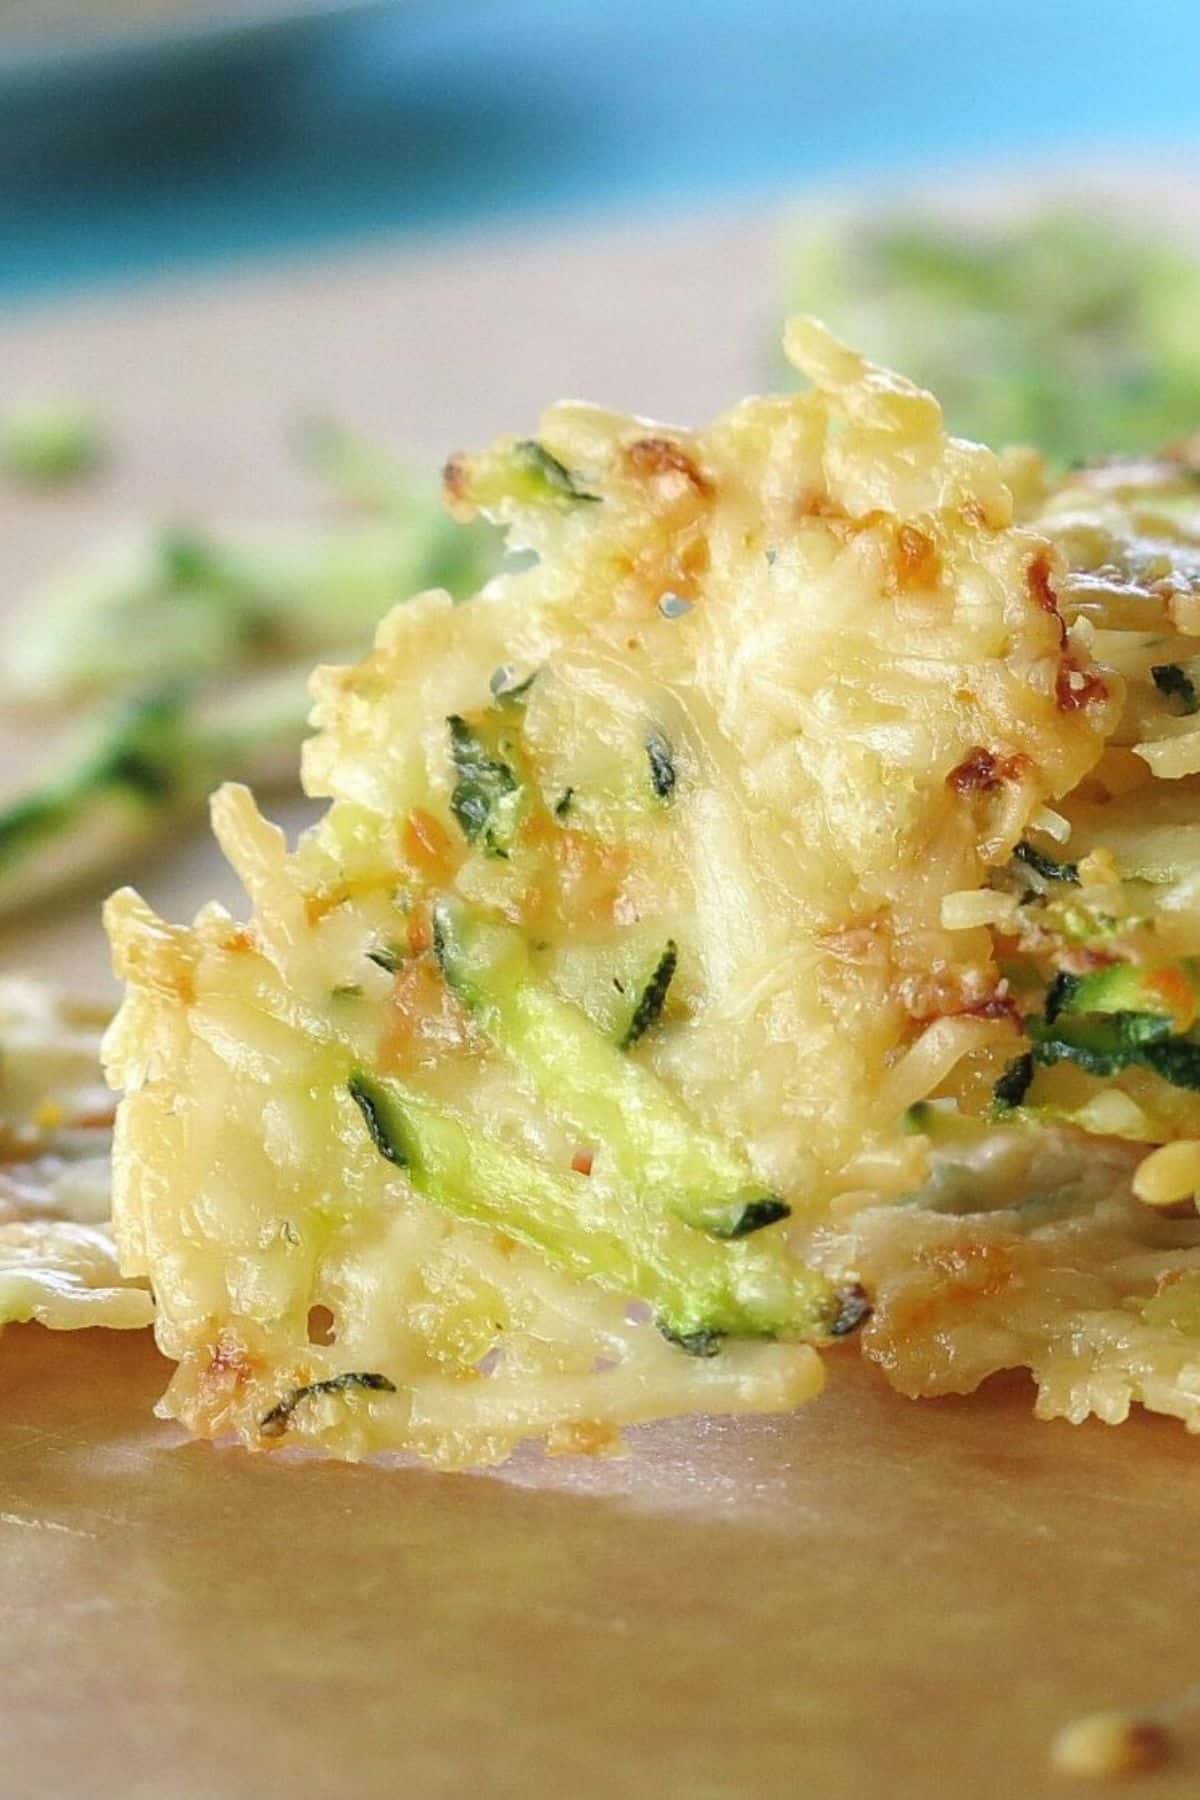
[1133,1141,1200,1211]
[1051,1712,1171,1780]
[1029,804,1071,844]
[939,890,1020,931]
[1077,847,1119,888]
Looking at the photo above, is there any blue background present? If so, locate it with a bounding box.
[3,0,1199,301]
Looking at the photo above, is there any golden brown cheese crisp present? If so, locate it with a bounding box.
[103,321,1113,1466]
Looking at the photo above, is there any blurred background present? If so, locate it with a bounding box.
[4,0,1200,300]
[2,0,1200,986]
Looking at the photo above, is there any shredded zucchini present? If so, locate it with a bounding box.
[0,673,308,918]
[0,402,104,486]
[782,209,1200,463]
[619,939,678,1049]
[954,450,1200,1144]
[433,903,786,1241]
[0,423,503,913]
[347,1070,830,1344]
[447,714,526,859]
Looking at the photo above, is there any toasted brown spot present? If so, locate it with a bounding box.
[946,748,1030,795]
[1055,656,1109,713]
[74,1108,117,1132]
[799,490,849,523]
[803,500,910,559]
[223,928,256,955]
[570,1147,595,1177]
[1028,552,1068,645]
[893,524,941,591]
[306,1305,336,1347]
[625,436,712,496]
[1027,552,1059,611]
[802,489,867,525]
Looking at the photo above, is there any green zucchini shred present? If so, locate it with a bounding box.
[260,1370,397,1436]
[348,1070,408,1167]
[346,1069,834,1346]
[619,939,678,1049]
[1054,958,1200,1020]
[645,729,677,802]
[447,713,524,858]
[659,1324,723,1358]
[1027,955,1200,1090]
[718,1198,791,1239]
[0,668,315,916]
[432,901,787,1242]
[1013,840,1080,885]
[1030,1009,1176,1078]
[1043,971,1081,1023]
[1151,662,1200,715]
[88,689,189,802]
[992,1051,1035,1111]
[154,528,280,648]
[513,439,601,505]
[1139,1039,1200,1090]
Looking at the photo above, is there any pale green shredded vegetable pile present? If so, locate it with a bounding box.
[782,209,1200,464]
